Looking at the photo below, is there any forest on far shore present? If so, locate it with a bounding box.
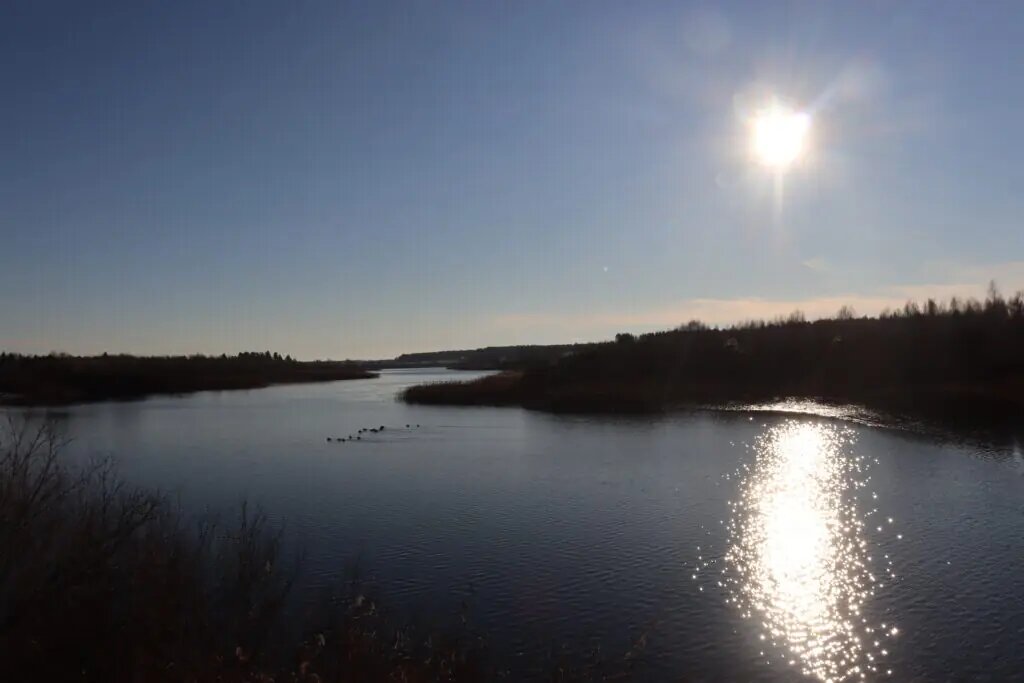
[0,351,376,405]
[403,284,1024,426]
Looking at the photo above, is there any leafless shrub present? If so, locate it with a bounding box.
[0,416,294,680]
[0,417,644,681]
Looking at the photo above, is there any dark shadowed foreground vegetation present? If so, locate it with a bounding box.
[403,286,1024,426]
[0,352,376,406]
[0,419,641,682]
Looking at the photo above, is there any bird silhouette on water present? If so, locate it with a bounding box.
[330,423,425,444]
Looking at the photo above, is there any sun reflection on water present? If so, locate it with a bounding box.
[723,421,896,682]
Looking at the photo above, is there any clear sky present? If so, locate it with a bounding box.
[3,1,1023,359]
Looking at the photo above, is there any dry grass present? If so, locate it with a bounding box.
[400,371,528,407]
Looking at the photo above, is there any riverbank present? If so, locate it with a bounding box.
[402,292,1024,427]
[0,353,377,406]
[403,371,1023,425]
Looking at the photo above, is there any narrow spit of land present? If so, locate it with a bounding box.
[402,290,1024,427]
[0,352,376,405]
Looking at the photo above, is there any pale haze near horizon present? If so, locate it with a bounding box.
[2,1,1023,360]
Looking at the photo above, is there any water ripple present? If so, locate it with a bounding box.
[721,420,899,682]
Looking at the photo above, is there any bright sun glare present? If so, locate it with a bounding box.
[752,103,811,170]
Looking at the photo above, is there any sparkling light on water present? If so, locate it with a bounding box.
[722,421,897,682]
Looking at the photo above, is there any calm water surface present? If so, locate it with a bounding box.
[16,369,1024,681]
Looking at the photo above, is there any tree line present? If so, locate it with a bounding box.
[405,283,1024,425]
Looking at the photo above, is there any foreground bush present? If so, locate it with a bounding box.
[0,418,640,682]
[0,418,291,680]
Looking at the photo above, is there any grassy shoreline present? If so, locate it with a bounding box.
[403,371,1024,425]
[0,352,377,406]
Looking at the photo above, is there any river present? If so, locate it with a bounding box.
[16,368,1024,681]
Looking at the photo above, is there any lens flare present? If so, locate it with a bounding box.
[752,103,811,169]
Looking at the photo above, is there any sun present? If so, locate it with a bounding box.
[751,102,811,170]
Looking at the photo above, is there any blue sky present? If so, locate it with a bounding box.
[3,1,1023,359]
